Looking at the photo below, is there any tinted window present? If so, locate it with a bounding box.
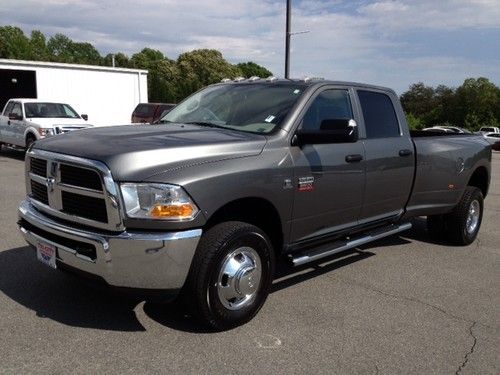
[358,90,400,138]
[302,90,353,130]
[134,104,156,117]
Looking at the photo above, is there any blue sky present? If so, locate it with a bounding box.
[0,0,498,93]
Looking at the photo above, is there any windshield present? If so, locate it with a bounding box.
[25,102,80,119]
[161,83,306,134]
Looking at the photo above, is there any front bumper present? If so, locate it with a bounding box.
[18,199,202,291]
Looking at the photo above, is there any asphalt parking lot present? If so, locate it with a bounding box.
[0,147,499,374]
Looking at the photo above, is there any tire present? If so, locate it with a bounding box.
[183,221,275,330]
[444,186,484,245]
[25,135,36,152]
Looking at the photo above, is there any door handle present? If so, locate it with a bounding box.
[399,149,412,157]
[7,120,11,125]
[345,154,363,163]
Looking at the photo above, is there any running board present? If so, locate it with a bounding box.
[291,222,412,267]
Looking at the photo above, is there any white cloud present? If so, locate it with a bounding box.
[359,0,500,30]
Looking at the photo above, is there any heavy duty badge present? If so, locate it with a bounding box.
[298,176,315,192]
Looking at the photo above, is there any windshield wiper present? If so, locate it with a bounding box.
[183,121,228,130]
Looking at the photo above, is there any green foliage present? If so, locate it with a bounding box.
[405,112,423,130]
[0,26,32,59]
[236,61,272,78]
[103,52,130,68]
[400,78,500,131]
[177,49,242,98]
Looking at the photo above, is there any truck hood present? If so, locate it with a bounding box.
[33,123,267,181]
[27,117,91,127]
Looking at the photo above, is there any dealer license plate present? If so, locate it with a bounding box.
[36,241,57,269]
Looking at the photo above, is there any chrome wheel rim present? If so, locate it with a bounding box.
[466,200,480,235]
[216,247,262,310]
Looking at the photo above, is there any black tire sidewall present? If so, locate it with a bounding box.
[205,228,274,328]
[460,189,483,244]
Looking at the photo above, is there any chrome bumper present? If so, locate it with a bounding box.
[18,199,202,290]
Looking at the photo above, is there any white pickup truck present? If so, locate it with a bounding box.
[0,99,92,150]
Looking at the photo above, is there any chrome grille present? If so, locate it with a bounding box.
[30,158,47,177]
[60,164,102,191]
[26,150,124,231]
[30,180,49,205]
[62,191,107,223]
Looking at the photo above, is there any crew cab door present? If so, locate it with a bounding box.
[355,89,415,223]
[1,101,22,145]
[289,87,365,243]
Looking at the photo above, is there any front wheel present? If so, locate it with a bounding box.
[25,135,36,152]
[183,221,274,330]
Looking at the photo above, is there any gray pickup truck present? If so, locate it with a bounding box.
[18,78,491,329]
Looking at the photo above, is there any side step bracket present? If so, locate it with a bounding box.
[291,222,412,267]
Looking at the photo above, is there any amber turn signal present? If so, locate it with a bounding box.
[150,204,195,218]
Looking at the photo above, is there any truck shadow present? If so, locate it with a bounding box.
[0,147,26,161]
[0,218,437,333]
[0,245,146,332]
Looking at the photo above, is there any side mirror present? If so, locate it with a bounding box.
[8,113,22,121]
[295,119,358,145]
[81,114,88,121]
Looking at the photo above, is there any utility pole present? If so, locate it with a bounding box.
[284,0,309,79]
[285,0,291,78]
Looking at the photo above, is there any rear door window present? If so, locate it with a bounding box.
[358,90,400,138]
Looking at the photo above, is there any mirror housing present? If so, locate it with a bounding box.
[81,114,88,121]
[295,119,358,145]
[8,113,22,121]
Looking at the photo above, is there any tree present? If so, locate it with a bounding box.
[405,112,423,130]
[236,62,272,78]
[47,33,74,62]
[400,83,436,121]
[0,26,32,59]
[103,52,130,68]
[71,42,102,65]
[455,77,499,130]
[130,48,166,69]
[176,49,241,99]
[29,30,48,61]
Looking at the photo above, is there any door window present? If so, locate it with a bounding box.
[3,102,14,116]
[11,102,22,117]
[358,90,400,138]
[302,90,353,130]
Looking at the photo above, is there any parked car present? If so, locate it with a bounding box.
[131,103,176,124]
[479,126,500,134]
[482,132,500,150]
[0,99,92,150]
[422,127,454,133]
[424,126,471,133]
[18,79,491,330]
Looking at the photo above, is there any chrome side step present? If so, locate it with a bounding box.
[291,222,412,267]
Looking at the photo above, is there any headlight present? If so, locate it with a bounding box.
[38,128,55,137]
[120,183,199,221]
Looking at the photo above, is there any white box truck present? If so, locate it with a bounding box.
[0,59,148,126]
